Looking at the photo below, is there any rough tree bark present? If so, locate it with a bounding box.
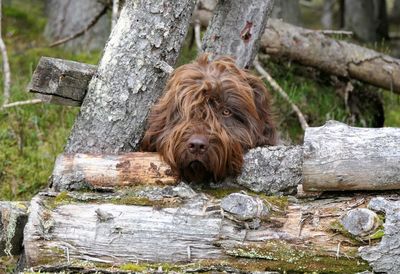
[201,0,274,68]
[64,1,197,154]
[44,0,110,51]
[344,0,388,42]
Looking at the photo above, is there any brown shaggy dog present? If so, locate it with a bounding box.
[142,54,276,182]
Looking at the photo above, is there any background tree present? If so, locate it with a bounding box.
[44,0,110,51]
[271,0,301,26]
[344,0,388,42]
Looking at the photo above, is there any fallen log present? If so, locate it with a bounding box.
[50,121,400,193]
[51,152,176,191]
[23,189,375,273]
[303,120,400,192]
[0,202,29,256]
[262,19,400,94]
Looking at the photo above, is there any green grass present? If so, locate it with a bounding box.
[0,1,399,201]
[0,1,101,200]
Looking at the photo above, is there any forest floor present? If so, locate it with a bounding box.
[0,0,399,201]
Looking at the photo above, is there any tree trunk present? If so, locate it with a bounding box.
[201,0,274,68]
[391,0,400,23]
[271,0,301,26]
[23,190,374,273]
[321,0,335,29]
[344,0,388,42]
[44,0,110,51]
[64,1,197,154]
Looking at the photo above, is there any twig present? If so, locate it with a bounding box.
[0,0,11,107]
[254,57,309,130]
[314,30,353,36]
[194,19,202,52]
[49,5,108,47]
[111,0,120,30]
[2,99,43,109]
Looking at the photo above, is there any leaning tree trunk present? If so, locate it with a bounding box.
[64,1,197,154]
[44,0,110,51]
[344,0,388,42]
[201,0,275,68]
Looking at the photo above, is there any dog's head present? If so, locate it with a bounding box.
[142,54,276,182]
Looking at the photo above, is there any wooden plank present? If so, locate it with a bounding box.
[27,57,96,106]
[303,120,400,191]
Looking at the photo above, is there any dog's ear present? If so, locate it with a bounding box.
[142,80,177,151]
[246,73,277,146]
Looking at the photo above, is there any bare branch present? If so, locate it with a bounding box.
[49,5,108,48]
[111,0,120,30]
[314,30,353,36]
[2,99,43,109]
[194,19,202,52]
[254,57,309,130]
[0,0,11,107]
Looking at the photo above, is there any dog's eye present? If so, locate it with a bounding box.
[222,109,232,117]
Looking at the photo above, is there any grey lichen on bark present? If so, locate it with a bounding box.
[201,0,275,68]
[359,197,400,274]
[235,146,303,194]
[65,0,197,154]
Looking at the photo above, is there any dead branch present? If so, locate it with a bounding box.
[2,99,43,109]
[254,57,309,130]
[0,0,11,107]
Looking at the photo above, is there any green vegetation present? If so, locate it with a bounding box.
[1,1,400,202]
[0,1,100,200]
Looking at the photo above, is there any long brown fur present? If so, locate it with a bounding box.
[142,54,276,182]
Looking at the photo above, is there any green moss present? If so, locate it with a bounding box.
[112,196,154,206]
[120,263,148,272]
[202,187,244,199]
[225,241,370,273]
[260,195,289,212]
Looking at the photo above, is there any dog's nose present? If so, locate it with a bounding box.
[187,135,209,155]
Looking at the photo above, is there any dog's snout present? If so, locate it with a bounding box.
[187,135,209,155]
